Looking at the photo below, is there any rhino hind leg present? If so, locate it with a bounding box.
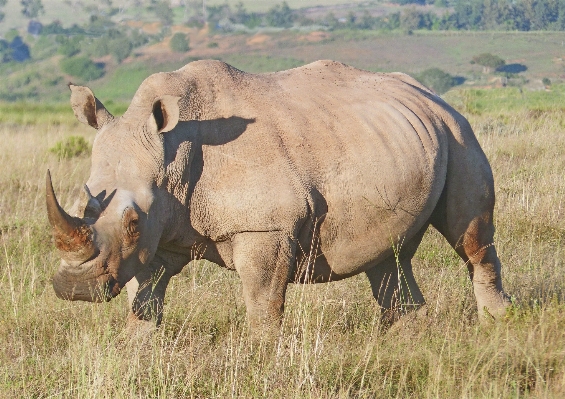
[365,227,427,324]
[431,144,511,319]
[231,231,295,335]
[433,208,511,319]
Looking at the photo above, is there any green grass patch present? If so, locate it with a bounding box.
[444,85,565,115]
[0,102,75,125]
[0,102,128,125]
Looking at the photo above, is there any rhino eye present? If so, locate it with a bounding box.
[122,207,140,246]
[126,218,138,236]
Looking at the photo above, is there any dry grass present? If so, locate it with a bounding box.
[1,104,564,398]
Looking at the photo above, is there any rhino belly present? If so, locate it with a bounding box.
[310,162,442,279]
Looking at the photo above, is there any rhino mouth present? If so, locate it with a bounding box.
[52,260,121,302]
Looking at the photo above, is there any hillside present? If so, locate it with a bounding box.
[1,28,565,106]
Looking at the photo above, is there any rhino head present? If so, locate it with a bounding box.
[47,84,180,303]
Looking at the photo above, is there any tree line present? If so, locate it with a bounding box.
[206,0,565,32]
[413,0,565,31]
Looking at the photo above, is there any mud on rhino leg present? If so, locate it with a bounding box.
[125,259,172,327]
[435,211,510,318]
[231,231,295,335]
[365,227,427,324]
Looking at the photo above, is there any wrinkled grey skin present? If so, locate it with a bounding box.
[47,60,511,332]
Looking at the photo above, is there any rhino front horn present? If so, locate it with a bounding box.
[46,170,96,264]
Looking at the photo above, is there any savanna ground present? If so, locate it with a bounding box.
[0,79,564,398]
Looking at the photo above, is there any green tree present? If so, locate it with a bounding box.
[358,10,375,30]
[0,39,12,62]
[230,2,261,28]
[400,7,424,32]
[323,12,339,30]
[265,1,294,28]
[481,0,501,29]
[21,0,44,19]
[0,0,7,23]
[416,68,455,94]
[108,37,132,63]
[472,53,505,73]
[56,35,84,57]
[169,32,189,52]
[154,0,174,27]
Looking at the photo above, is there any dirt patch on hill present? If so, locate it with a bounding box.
[123,21,162,35]
[246,34,271,46]
[298,31,330,42]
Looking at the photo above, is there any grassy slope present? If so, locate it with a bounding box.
[0,86,564,396]
[258,30,565,80]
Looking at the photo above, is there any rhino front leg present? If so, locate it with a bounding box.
[231,231,295,335]
[125,258,172,327]
[366,228,427,325]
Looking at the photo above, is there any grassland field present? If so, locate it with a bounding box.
[1,8,565,397]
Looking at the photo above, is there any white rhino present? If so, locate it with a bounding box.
[46,60,510,332]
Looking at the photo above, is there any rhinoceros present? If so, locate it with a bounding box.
[46,60,510,332]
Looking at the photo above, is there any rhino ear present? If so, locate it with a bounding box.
[69,84,114,130]
[148,95,180,133]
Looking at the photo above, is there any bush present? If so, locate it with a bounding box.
[49,136,90,159]
[542,77,551,87]
[416,68,455,95]
[59,56,104,81]
[56,35,84,57]
[170,33,189,52]
[88,38,109,58]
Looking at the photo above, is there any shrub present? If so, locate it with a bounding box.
[59,56,104,80]
[88,38,109,58]
[56,35,84,57]
[170,33,189,52]
[49,136,90,159]
[416,68,455,95]
[542,77,551,87]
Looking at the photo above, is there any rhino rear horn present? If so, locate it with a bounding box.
[46,170,96,264]
[77,185,102,219]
